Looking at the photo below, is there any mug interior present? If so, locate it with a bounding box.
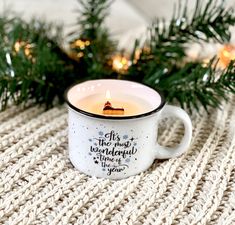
[66,79,165,119]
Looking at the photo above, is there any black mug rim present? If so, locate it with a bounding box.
[64,79,166,120]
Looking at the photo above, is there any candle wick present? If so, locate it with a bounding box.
[104,101,112,107]
[103,101,124,115]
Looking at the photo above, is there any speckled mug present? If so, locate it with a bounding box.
[65,80,192,179]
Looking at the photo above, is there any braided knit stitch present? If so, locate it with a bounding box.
[0,97,235,225]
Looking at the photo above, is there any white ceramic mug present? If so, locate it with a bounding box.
[66,79,192,179]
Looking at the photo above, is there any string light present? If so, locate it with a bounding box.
[70,39,91,60]
[14,41,33,58]
[112,55,131,73]
[133,49,141,64]
[14,41,21,52]
[218,44,235,68]
[71,39,90,49]
[202,58,210,67]
[77,52,84,58]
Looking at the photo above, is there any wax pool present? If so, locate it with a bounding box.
[77,94,152,116]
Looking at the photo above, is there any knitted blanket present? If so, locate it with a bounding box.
[0,97,235,225]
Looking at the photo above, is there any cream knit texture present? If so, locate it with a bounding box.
[0,97,235,225]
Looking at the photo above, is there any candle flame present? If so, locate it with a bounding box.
[106,90,111,100]
[103,90,125,115]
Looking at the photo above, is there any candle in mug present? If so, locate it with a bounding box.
[66,79,193,179]
[77,90,151,116]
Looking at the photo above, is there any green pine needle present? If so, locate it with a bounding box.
[144,59,235,112]
[0,15,81,110]
[69,0,116,78]
[127,0,235,111]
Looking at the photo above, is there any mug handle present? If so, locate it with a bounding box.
[155,105,192,159]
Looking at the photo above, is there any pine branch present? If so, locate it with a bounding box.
[143,59,235,112]
[151,0,235,46]
[69,0,116,78]
[127,0,235,111]
[74,0,112,40]
[0,15,81,110]
[128,0,235,71]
